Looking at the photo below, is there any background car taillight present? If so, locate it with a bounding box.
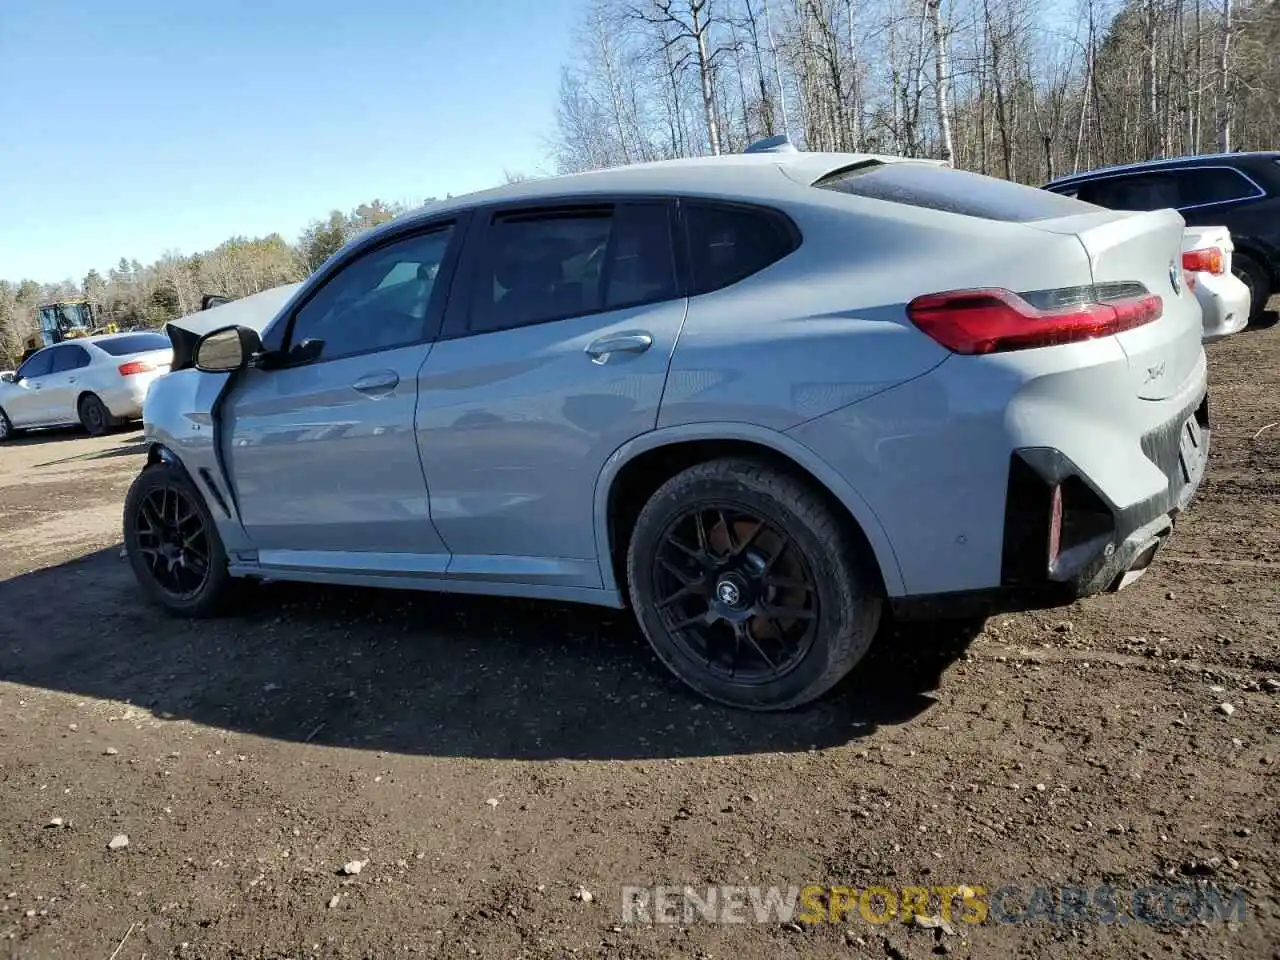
[907,284,1163,355]
[1182,247,1225,276]
[118,360,158,376]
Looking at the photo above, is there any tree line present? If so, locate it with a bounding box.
[549,0,1278,180]
[0,199,430,367]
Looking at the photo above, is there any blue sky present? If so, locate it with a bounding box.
[0,0,579,283]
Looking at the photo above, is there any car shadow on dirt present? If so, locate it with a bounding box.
[0,546,980,761]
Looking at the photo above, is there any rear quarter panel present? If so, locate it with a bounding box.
[659,196,1098,432]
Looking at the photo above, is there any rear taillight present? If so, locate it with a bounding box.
[907,286,1163,355]
[1182,247,1225,276]
[118,360,158,376]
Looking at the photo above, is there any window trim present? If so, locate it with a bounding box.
[676,198,802,297]
[1051,164,1266,212]
[263,213,469,369]
[438,197,682,342]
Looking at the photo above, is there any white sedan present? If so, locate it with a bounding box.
[0,332,173,440]
[1182,226,1251,342]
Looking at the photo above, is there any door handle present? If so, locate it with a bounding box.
[585,332,653,364]
[351,371,399,396]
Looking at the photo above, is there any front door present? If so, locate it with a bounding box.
[5,348,56,427]
[415,201,687,589]
[222,221,462,574]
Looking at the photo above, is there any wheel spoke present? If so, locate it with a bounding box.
[760,541,788,577]
[665,537,704,564]
[762,576,814,593]
[655,579,705,610]
[657,556,695,585]
[732,520,765,556]
[140,499,164,532]
[716,509,735,553]
[669,611,711,632]
[740,624,780,671]
[757,603,816,621]
[693,511,710,555]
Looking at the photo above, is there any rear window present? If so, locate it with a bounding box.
[95,333,171,356]
[1176,167,1262,206]
[814,161,1098,222]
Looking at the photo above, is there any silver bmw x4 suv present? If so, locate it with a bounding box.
[128,152,1210,711]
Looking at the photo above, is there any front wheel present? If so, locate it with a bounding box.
[626,458,882,711]
[123,461,234,617]
[0,407,15,442]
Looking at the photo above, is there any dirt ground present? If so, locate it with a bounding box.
[1,318,1278,960]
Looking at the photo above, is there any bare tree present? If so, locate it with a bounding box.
[630,0,727,154]
[926,0,955,163]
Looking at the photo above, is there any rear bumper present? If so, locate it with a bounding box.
[100,373,163,419]
[1195,272,1251,343]
[891,390,1210,620]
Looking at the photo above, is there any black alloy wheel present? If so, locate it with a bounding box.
[627,458,882,711]
[123,461,234,616]
[651,504,818,685]
[133,483,211,600]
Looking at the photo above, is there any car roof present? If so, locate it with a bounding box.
[33,332,170,352]
[1046,151,1280,188]
[355,151,929,247]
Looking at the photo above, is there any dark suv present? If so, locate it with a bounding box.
[1044,152,1280,319]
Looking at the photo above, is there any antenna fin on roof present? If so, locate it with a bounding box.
[744,134,798,154]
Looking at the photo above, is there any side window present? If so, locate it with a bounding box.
[17,350,53,380]
[1176,168,1261,207]
[286,225,455,362]
[50,345,89,373]
[469,210,613,335]
[604,204,678,311]
[684,202,797,295]
[1083,175,1180,211]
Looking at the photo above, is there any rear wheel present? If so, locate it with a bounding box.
[123,461,234,617]
[78,393,115,436]
[1232,251,1272,322]
[626,458,881,711]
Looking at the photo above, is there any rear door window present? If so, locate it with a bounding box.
[683,202,798,295]
[1077,174,1180,210]
[466,203,678,335]
[50,345,90,372]
[1174,168,1262,207]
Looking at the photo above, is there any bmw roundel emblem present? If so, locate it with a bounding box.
[1169,261,1182,294]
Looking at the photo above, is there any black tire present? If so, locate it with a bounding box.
[626,458,882,711]
[78,393,115,436]
[1232,251,1272,323]
[123,461,235,617]
[0,406,14,442]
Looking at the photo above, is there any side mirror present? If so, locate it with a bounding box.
[0,372,15,384]
[193,325,265,373]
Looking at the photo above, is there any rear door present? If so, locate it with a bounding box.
[43,344,92,424]
[222,219,464,573]
[5,349,56,426]
[414,200,686,589]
